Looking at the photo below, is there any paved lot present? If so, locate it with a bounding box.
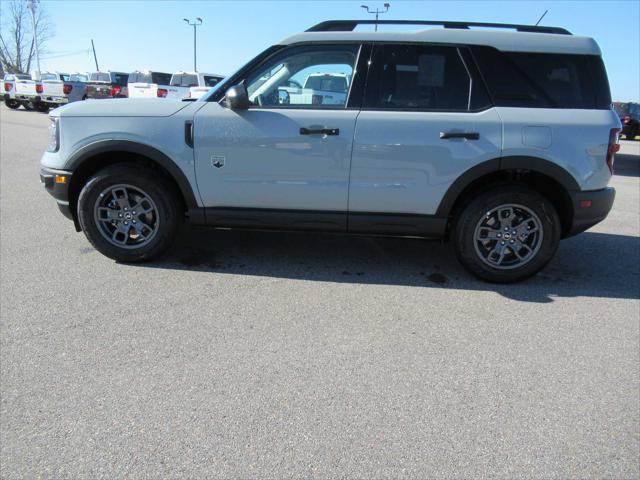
[1,105,639,478]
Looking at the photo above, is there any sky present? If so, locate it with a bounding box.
[26,0,640,101]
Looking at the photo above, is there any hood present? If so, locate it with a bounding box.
[51,98,191,118]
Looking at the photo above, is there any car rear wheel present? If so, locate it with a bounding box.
[452,186,561,283]
[77,164,183,262]
[35,102,49,113]
[4,99,20,109]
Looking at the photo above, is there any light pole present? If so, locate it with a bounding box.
[27,0,41,73]
[183,17,203,72]
[361,3,390,31]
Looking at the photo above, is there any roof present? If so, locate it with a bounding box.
[280,29,601,55]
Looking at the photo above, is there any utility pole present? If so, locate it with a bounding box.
[361,3,390,31]
[183,17,203,71]
[27,0,41,73]
[91,39,100,71]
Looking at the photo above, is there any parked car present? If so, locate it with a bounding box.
[40,19,621,282]
[33,72,87,112]
[613,102,640,140]
[84,71,130,99]
[178,72,225,99]
[3,73,33,109]
[283,72,350,105]
[127,70,173,99]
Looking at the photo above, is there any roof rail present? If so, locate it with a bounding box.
[306,20,571,35]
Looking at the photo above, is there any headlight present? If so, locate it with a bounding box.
[47,117,59,152]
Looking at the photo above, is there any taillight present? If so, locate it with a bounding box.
[109,85,122,97]
[157,88,168,98]
[606,128,621,174]
[35,83,43,94]
[63,84,72,95]
[3,82,11,92]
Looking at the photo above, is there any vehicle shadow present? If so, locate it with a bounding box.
[135,227,640,303]
[614,153,640,177]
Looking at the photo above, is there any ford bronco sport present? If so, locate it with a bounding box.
[40,20,620,282]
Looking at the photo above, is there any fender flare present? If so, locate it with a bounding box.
[67,139,199,209]
[435,155,580,217]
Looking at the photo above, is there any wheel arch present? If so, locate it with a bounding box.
[437,156,579,237]
[66,140,199,229]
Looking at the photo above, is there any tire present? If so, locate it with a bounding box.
[4,99,20,109]
[452,186,561,283]
[35,102,49,113]
[77,163,183,262]
[22,101,34,111]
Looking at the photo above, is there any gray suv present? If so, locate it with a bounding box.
[40,20,621,282]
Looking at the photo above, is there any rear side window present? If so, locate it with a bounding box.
[471,47,611,109]
[364,44,488,111]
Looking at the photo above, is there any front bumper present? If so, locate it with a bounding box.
[566,187,615,237]
[40,167,74,221]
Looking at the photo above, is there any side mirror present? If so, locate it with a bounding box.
[225,84,250,110]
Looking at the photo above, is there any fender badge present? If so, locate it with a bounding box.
[211,155,225,168]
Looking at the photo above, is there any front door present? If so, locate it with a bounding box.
[194,44,363,230]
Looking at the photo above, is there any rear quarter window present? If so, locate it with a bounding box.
[471,46,611,109]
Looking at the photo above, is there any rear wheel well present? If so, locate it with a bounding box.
[448,169,573,237]
[68,152,187,227]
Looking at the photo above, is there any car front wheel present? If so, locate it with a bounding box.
[452,186,561,283]
[77,164,183,262]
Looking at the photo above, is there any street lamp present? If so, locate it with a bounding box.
[361,3,390,31]
[183,17,203,72]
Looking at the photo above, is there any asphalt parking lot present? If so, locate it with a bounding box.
[1,105,638,478]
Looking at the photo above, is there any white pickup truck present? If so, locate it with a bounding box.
[34,72,87,112]
[166,71,225,100]
[3,73,35,109]
[285,73,350,106]
[127,71,173,99]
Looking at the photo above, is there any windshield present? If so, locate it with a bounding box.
[41,73,58,81]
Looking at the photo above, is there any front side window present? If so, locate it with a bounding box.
[364,45,472,111]
[244,44,360,108]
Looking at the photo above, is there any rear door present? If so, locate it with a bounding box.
[349,43,502,233]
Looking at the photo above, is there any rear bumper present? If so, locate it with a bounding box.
[40,167,74,221]
[566,187,615,237]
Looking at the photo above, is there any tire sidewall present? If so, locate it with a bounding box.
[453,186,561,283]
[78,165,181,262]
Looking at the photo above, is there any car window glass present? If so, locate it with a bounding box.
[152,72,172,85]
[364,45,471,110]
[42,73,58,81]
[113,73,128,85]
[204,76,222,87]
[245,44,359,108]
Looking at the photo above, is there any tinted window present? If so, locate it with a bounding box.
[245,44,359,108]
[364,45,472,110]
[113,73,128,85]
[472,47,611,109]
[203,75,222,87]
[151,72,172,85]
